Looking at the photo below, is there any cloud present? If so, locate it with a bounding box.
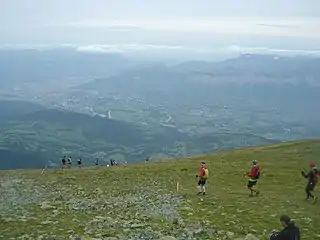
[223,45,320,57]
[0,44,76,50]
[1,44,320,58]
[59,21,143,30]
[75,44,187,54]
[256,23,300,29]
[53,17,320,38]
[76,45,123,53]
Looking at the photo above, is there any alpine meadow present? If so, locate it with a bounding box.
[1,140,320,239]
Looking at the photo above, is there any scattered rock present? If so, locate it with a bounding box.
[194,228,204,234]
[45,236,64,240]
[245,233,259,240]
[130,223,146,229]
[172,217,179,225]
[2,217,14,223]
[0,175,263,240]
[161,237,177,240]
[41,220,54,225]
[181,206,193,211]
[226,231,235,238]
[40,202,56,210]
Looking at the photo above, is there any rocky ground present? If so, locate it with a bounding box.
[1,140,320,239]
[0,171,261,240]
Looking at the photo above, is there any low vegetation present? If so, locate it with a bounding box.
[1,140,319,239]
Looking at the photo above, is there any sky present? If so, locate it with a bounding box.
[1,0,320,52]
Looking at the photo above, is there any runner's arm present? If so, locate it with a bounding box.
[269,230,285,240]
[301,171,309,178]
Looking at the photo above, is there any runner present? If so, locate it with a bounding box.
[247,159,261,197]
[301,162,318,204]
[67,156,72,168]
[61,156,66,169]
[196,162,209,195]
[77,158,82,168]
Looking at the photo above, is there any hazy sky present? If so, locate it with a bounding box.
[1,0,320,50]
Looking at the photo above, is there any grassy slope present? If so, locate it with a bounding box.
[1,139,320,239]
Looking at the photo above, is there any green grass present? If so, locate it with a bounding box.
[1,139,320,239]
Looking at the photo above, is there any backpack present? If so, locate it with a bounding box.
[314,169,320,183]
[203,168,209,179]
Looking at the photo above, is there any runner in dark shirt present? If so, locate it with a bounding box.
[269,215,300,240]
[301,162,318,203]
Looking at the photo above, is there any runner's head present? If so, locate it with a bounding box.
[280,215,292,227]
[252,159,258,166]
[201,162,206,167]
[309,162,316,168]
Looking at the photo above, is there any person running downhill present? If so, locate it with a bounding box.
[301,162,319,204]
[67,156,72,168]
[61,156,66,169]
[247,159,261,197]
[196,162,209,195]
[77,158,82,168]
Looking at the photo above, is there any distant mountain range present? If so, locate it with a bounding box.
[0,49,138,90]
[174,54,320,85]
[77,54,320,109]
[80,54,320,90]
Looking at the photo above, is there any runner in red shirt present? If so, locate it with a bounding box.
[247,159,261,197]
[196,162,209,195]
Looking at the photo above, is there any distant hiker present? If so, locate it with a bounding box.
[301,162,319,203]
[110,159,114,166]
[67,156,72,168]
[269,215,300,240]
[61,156,67,169]
[77,158,82,168]
[145,157,150,162]
[246,159,260,197]
[196,162,209,195]
[95,158,99,167]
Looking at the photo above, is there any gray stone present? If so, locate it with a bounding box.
[161,237,177,240]
[245,234,259,240]
[130,223,146,229]
[45,237,63,240]
[40,202,56,210]
[41,220,53,225]
[172,217,179,225]
[226,231,235,238]
[181,206,193,211]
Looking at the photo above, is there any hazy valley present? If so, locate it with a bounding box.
[0,49,319,169]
